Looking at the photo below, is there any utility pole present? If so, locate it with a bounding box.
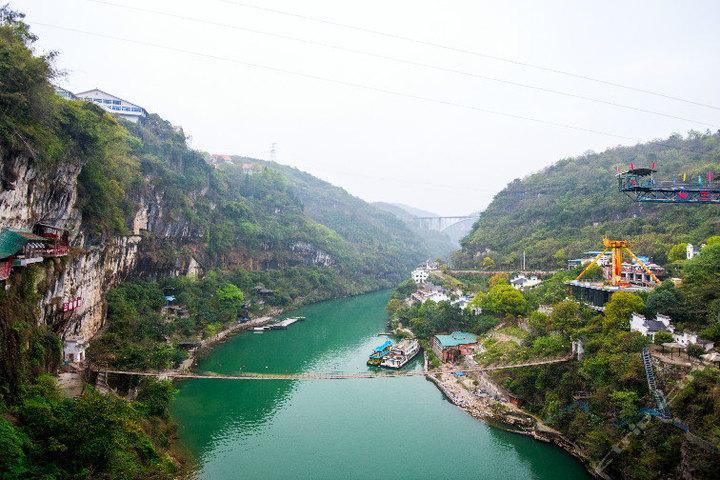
[523,250,526,271]
[270,143,277,162]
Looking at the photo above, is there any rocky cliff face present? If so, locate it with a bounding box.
[0,152,203,343]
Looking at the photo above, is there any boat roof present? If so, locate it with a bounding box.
[372,340,393,353]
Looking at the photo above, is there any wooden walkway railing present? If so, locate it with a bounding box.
[97,354,574,381]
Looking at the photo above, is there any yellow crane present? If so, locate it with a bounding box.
[576,238,660,286]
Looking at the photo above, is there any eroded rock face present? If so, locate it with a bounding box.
[290,241,335,267]
[0,153,202,342]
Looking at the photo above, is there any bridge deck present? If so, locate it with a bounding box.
[99,355,574,381]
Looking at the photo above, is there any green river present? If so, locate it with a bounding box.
[171,289,591,479]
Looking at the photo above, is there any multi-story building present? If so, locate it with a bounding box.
[74,88,148,123]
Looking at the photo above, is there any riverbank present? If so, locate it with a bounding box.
[426,362,608,480]
[176,312,282,373]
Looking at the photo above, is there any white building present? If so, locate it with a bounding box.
[673,331,715,351]
[63,335,87,363]
[54,86,77,100]
[424,291,450,303]
[75,88,148,122]
[411,268,429,284]
[630,313,674,340]
[510,275,541,290]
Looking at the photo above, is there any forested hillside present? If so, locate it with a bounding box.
[230,159,436,279]
[455,133,720,269]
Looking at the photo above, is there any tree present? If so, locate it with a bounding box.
[686,344,705,358]
[603,292,644,331]
[582,264,603,281]
[482,285,527,317]
[482,256,495,270]
[550,300,580,335]
[668,243,688,262]
[653,331,673,345]
[705,236,720,246]
[385,298,402,317]
[644,281,680,319]
[489,273,508,287]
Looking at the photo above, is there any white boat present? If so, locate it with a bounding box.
[253,326,266,332]
[380,339,420,369]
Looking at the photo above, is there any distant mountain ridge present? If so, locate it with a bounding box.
[455,132,720,269]
[373,202,439,219]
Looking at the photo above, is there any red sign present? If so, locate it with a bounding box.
[62,298,82,312]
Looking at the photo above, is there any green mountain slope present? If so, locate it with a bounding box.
[456,133,720,269]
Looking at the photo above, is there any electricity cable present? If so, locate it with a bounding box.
[33,21,649,144]
[211,0,720,111]
[32,22,717,156]
[83,0,718,128]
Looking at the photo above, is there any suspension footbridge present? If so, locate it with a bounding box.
[96,354,574,381]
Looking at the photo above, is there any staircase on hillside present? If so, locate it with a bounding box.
[641,348,672,420]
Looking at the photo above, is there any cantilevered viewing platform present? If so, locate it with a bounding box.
[618,167,720,203]
[566,280,651,311]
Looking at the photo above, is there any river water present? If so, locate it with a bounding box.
[171,290,591,479]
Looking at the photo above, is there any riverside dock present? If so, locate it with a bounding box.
[255,316,306,331]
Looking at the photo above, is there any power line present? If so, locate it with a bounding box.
[213,0,720,112]
[33,21,650,144]
[83,0,719,128]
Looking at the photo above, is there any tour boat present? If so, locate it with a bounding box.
[367,340,394,366]
[380,339,420,369]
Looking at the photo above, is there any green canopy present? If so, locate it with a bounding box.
[0,228,47,259]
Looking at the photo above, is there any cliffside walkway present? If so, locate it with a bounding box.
[98,354,574,381]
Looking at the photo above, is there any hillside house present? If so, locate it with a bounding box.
[411,268,429,284]
[673,331,715,351]
[432,332,479,362]
[63,335,87,363]
[630,313,674,340]
[75,88,147,122]
[510,275,541,289]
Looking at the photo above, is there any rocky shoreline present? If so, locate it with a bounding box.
[425,370,609,480]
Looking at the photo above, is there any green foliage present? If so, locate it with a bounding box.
[686,344,705,358]
[385,298,403,317]
[644,281,680,319]
[481,284,527,317]
[603,292,644,331]
[680,243,720,324]
[0,7,59,156]
[457,132,720,269]
[0,371,180,480]
[653,331,673,344]
[390,279,418,300]
[549,300,580,336]
[668,243,688,262]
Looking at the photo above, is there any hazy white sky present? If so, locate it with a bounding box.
[13,0,720,215]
